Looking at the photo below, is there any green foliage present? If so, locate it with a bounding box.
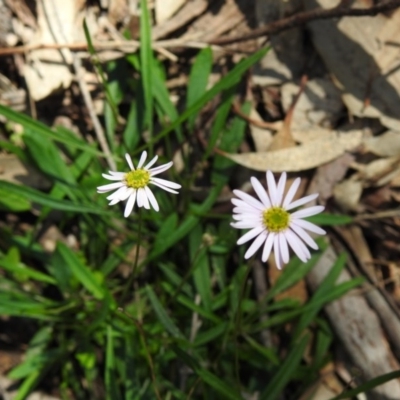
[0,4,383,399]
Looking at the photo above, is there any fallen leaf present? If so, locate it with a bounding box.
[363,131,400,157]
[333,177,363,212]
[223,130,362,172]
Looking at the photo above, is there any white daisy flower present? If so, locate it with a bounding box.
[231,171,326,269]
[97,151,181,217]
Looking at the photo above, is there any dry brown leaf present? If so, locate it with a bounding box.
[22,0,80,100]
[363,131,400,157]
[333,177,363,212]
[223,130,362,172]
[155,0,186,24]
[248,108,273,152]
[305,0,400,131]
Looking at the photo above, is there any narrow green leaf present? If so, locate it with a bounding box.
[56,242,105,299]
[0,104,102,155]
[145,285,185,340]
[0,181,109,215]
[331,370,400,400]
[187,47,213,129]
[260,334,309,400]
[140,0,153,138]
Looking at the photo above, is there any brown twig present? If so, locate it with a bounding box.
[231,102,282,130]
[209,0,400,45]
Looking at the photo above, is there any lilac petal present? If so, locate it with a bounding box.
[261,233,274,262]
[124,191,137,217]
[275,172,287,206]
[286,193,319,211]
[151,177,181,189]
[97,182,125,193]
[291,205,324,219]
[266,171,278,206]
[291,218,326,235]
[279,232,289,264]
[125,154,135,170]
[144,155,158,170]
[282,177,301,209]
[102,173,124,181]
[251,177,271,207]
[137,151,147,169]
[273,235,282,270]
[149,162,173,176]
[145,186,159,211]
[233,189,265,211]
[244,231,267,259]
[237,226,264,245]
[285,229,309,262]
[290,223,319,250]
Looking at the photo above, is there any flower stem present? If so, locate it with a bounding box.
[121,209,143,303]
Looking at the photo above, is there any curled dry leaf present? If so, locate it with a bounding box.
[333,177,363,212]
[223,130,362,172]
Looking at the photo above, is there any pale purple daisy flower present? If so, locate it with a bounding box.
[97,151,181,217]
[231,171,326,269]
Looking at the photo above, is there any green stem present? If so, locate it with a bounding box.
[121,209,143,303]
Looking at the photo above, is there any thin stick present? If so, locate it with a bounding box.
[210,0,400,45]
[72,55,116,170]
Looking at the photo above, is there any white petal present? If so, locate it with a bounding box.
[291,205,324,219]
[140,188,150,209]
[290,223,319,250]
[237,226,264,245]
[291,218,326,235]
[251,177,271,207]
[232,213,260,222]
[275,172,287,206]
[266,171,278,206]
[124,191,137,217]
[149,162,173,176]
[125,154,135,170]
[145,186,159,211]
[137,151,147,169]
[233,189,265,211]
[109,197,120,206]
[279,232,289,264]
[231,198,259,212]
[151,177,181,189]
[107,185,129,200]
[233,206,260,215]
[231,221,260,229]
[97,182,125,193]
[108,171,125,177]
[120,187,134,201]
[273,235,282,270]
[282,177,301,209]
[137,188,145,207]
[102,173,124,181]
[285,229,309,262]
[150,181,179,194]
[144,155,158,170]
[285,193,319,211]
[262,233,274,262]
[244,231,267,259]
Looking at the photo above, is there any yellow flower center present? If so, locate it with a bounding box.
[125,169,150,189]
[262,207,290,232]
